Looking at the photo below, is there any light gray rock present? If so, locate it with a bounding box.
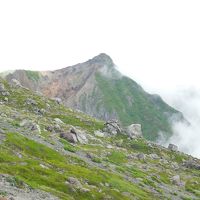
[19,119,30,127]
[171,175,182,186]
[25,98,37,106]
[127,124,142,138]
[184,159,200,170]
[0,83,6,92]
[137,153,146,160]
[94,130,105,137]
[71,127,88,144]
[10,79,22,87]
[103,120,121,135]
[2,91,10,96]
[52,97,62,104]
[54,118,64,124]
[66,177,82,188]
[60,132,78,143]
[168,143,178,151]
[149,153,160,160]
[31,123,41,134]
[4,97,8,102]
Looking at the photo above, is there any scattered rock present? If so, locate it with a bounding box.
[66,177,82,188]
[71,127,88,144]
[60,132,78,143]
[2,91,10,96]
[106,145,113,149]
[0,129,5,134]
[183,159,200,170]
[168,143,178,151]
[25,98,37,106]
[86,153,95,159]
[54,118,64,124]
[52,97,62,104]
[103,120,121,135]
[19,120,41,134]
[126,124,142,138]
[19,119,30,127]
[46,124,61,133]
[60,127,88,144]
[4,97,8,102]
[171,175,184,186]
[80,188,90,193]
[10,79,22,87]
[0,83,6,92]
[137,153,146,160]
[39,164,49,169]
[94,130,105,137]
[149,153,160,160]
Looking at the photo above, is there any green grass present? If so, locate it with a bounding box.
[107,151,127,165]
[59,138,77,153]
[25,70,41,81]
[0,133,156,200]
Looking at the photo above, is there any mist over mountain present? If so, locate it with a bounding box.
[157,87,200,158]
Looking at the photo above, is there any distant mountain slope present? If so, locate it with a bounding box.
[3,53,184,140]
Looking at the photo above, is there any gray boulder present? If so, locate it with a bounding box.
[52,97,62,104]
[60,127,88,144]
[183,159,200,170]
[10,79,22,87]
[1,91,10,96]
[94,130,105,138]
[137,153,146,160]
[66,177,82,188]
[25,98,37,106]
[71,127,88,144]
[168,143,178,151]
[103,120,121,135]
[126,124,142,138]
[0,83,5,92]
[60,132,78,143]
[171,175,185,186]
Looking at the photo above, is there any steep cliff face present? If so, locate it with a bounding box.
[3,53,184,140]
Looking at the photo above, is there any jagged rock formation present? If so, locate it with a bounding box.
[2,53,184,140]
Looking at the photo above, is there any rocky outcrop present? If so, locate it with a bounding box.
[126,124,142,138]
[183,159,200,170]
[103,120,121,135]
[168,143,178,151]
[60,127,88,144]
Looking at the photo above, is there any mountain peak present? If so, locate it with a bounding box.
[89,53,114,66]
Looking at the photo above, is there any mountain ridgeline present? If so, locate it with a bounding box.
[3,54,184,140]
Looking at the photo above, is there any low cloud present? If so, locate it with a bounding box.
[158,87,200,158]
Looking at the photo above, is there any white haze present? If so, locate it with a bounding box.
[155,87,200,158]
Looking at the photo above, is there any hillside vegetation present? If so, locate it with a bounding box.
[0,78,200,200]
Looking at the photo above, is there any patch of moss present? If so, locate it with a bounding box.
[25,70,40,81]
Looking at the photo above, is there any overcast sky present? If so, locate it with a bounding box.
[0,0,200,92]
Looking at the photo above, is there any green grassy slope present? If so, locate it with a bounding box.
[0,78,199,200]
